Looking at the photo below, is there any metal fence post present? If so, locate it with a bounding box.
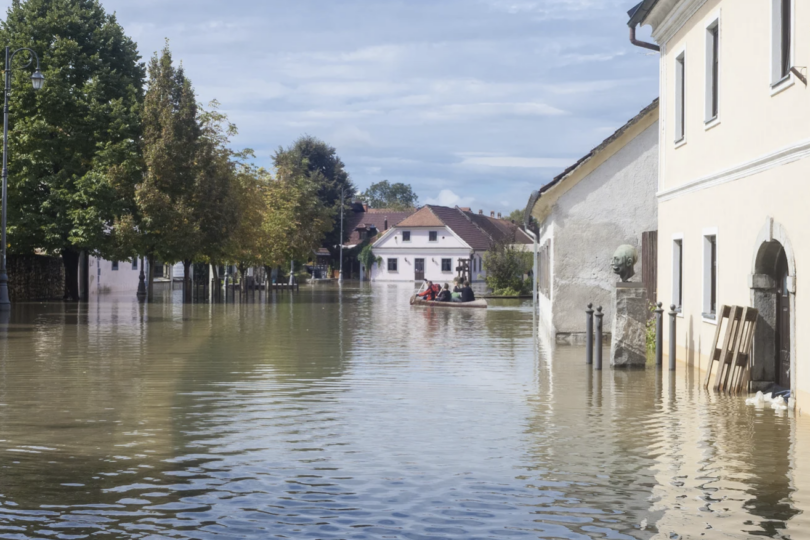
[594,306,603,371]
[655,302,664,368]
[586,303,594,365]
[669,304,677,372]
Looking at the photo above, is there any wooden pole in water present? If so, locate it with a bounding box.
[586,303,594,365]
[594,306,603,371]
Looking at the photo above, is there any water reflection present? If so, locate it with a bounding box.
[0,284,808,539]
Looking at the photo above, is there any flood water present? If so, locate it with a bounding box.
[1,283,809,539]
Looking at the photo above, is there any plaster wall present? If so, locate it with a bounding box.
[657,157,810,412]
[89,257,140,296]
[544,122,659,335]
[658,0,810,194]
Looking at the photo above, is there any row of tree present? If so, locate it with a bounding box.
[1,0,355,300]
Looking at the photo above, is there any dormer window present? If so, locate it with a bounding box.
[402,231,411,242]
[429,231,438,242]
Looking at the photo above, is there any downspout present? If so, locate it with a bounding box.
[629,25,660,52]
[524,228,538,313]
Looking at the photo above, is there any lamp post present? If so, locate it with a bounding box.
[0,47,45,309]
[338,188,344,284]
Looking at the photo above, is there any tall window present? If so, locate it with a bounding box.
[132,259,138,270]
[705,21,719,122]
[402,231,411,242]
[429,231,438,242]
[772,0,793,84]
[673,239,683,311]
[703,234,717,318]
[675,52,686,142]
[441,258,452,272]
[111,260,119,271]
[387,258,398,272]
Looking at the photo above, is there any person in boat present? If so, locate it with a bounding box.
[452,278,462,293]
[435,283,452,302]
[416,280,441,301]
[460,280,475,302]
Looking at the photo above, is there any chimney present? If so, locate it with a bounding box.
[384,217,388,231]
[478,209,483,215]
[363,204,368,212]
[497,212,502,219]
[490,211,495,218]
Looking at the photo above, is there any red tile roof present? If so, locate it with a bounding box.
[345,207,415,246]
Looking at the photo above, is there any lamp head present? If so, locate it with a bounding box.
[31,70,45,90]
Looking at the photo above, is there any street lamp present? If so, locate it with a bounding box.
[0,47,45,309]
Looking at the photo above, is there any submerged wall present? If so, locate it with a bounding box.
[7,254,64,301]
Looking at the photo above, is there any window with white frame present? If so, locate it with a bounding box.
[441,258,452,272]
[703,234,717,318]
[673,238,683,311]
[772,0,793,85]
[675,51,686,142]
[705,18,720,122]
[429,231,438,242]
[387,258,398,272]
[402,231,411,242]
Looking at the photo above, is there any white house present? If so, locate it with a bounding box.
[526,100,659,343]
[370,205,532,283]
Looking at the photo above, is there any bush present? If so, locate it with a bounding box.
[483,240,532,294]
[493,287,524,297]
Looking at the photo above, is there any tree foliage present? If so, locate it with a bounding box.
[360,180,418,210]
[273,136,354,250]
[0,0,146,299]
[482,237,532,294]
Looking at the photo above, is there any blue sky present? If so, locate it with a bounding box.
[2,0,659,213]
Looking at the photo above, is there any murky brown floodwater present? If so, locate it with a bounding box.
[0,283,809,539]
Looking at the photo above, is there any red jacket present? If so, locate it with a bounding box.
[417,284,441,301]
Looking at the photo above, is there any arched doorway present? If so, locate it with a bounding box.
[750,219,796,393]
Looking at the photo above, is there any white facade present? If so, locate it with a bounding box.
[88,256,140,296]
[369,227,485,283]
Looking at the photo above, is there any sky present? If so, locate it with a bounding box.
[1,0,659,213]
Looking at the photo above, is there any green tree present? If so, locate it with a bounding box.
[0,0,145,300]
[482,237,532,295]
[361,180,418,210]
[130,43,201,299]
[273,136,354,254]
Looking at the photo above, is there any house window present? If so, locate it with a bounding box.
[673,238,683,311]
[705,20,719,122]
[703,234,717,318]
[387,258,398,272]
[132,259,138,270]
[429,231,438,242]
[111,261,119,271]
[442,258,452,272]
[402,231,411,242]
[772,0,793,84]
[675,51,686,143]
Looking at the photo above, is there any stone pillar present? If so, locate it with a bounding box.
[610,282,648,368]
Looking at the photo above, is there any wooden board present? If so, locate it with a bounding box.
[704,304,758,394]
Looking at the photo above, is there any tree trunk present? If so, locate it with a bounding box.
[183,260,192,303]
[61,248,80,301]
[147,253,155,300]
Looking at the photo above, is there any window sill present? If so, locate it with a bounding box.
[702,312,718,325]
[704,116,720,131]
[771,75,795,97]
[674,137,687,149]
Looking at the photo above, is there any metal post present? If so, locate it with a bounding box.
[669,304,677,371]
[655,302,664,368]
[586,303,594,365]
[137,256,146,301]
[594,306,603,371]
[0,48,12,309]
[339,188,344,284]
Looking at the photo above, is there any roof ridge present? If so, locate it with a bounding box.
[455,206,495,245]
[425,205,448,228]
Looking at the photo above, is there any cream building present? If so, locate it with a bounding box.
[628,0,809,407]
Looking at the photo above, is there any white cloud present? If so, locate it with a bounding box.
[425,189,475,207]
[422,102,566,121]
[459,156,573,169]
